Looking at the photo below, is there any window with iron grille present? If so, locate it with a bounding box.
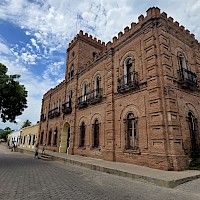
[79,122,85,147]
[94,75,101,97]
[124,113,138,150]
[53,128,58,146]
[187,112,200,157]
[48,130,52,146]
[92,120,100,148]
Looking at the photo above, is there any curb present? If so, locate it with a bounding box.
[17,147,200,188]
[50,155,200,188]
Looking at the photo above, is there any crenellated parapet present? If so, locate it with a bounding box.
[67,7,200,75]
[68,30,106,50]
[104,7,200,49]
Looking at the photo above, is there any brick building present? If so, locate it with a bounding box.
[38,7,200,170]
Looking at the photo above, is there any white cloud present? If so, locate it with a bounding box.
[25,31,31,35]
[1,0,200,131]
[43,61,65,80]
[0,39,11,55]
[1,0,199,51]
[30,38,40,52]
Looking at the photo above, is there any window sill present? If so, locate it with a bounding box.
[123,149,140,154]
[91,147,101,151]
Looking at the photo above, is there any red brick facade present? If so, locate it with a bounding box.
[38,7,200,170]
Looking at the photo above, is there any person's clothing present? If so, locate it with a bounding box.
[34,147,39,159]
[42,142,46,154]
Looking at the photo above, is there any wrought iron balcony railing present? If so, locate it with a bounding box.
[62,100,72,114]
[117,71,139,93]
[178,68,198,88]
[40,114,46,122]
[48,107,60,119]
[77,88,103,109]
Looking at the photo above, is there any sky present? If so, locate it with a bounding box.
[0,0,200,131]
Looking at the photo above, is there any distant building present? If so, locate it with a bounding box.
[20,124,39,150]
[38,7,200,171]
[8,130,20,147]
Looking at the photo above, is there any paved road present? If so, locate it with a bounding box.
[0,145,200,200]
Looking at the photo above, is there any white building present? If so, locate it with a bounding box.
[8,130,21,147]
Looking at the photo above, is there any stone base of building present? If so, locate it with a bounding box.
[73,147,190,171]
[115,152,189,171]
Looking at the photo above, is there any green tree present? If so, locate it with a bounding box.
[0,127,11,142]
[21,119,31,128]
[0,63,27,123]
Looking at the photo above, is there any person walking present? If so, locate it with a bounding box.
[34,143,39,159]
[42,141,46,155]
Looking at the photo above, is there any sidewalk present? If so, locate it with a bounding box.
[17,146,200,188]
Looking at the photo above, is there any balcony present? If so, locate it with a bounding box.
[77,89,103,109]
[40,114,46,122]
[178,68,198,88]
[62,100,72,115]
[48,107,60,119]
[117,71,139,93]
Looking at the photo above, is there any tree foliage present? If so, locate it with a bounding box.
[0,127,11,142]
[21,119,31,128]
[0,63,28,123]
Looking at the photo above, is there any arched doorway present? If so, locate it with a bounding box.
[59,122,71,153]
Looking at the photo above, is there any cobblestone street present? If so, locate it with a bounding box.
[0,144,200,200]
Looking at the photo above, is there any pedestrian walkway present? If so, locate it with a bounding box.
[16,145,200,188]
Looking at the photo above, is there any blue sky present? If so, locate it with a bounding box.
[0,0,200,130]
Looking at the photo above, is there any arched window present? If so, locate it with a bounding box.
[178,54,187,70]
[178,53,188,80]
[68,64,74,79]
[67,90,73,107]
[53,128,58,146]
[51,102,53,109]
[188,112,199,157]
[92,119,100,148]
[82,82,87,102]
[57,99,61,111]
[92,52,97,57]
[70,64,74,77]
[125,113,138,150]
[94,75,100,97]
[48,129,52,146]
[124,58,133,85]
[79,122,86,147]
[67,90,73,101]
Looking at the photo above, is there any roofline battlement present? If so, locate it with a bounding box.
[68,7,199,53]
[105,7,199,49]
[75,7,200,75]
[68,30,106,50]
[105,7,161,48]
